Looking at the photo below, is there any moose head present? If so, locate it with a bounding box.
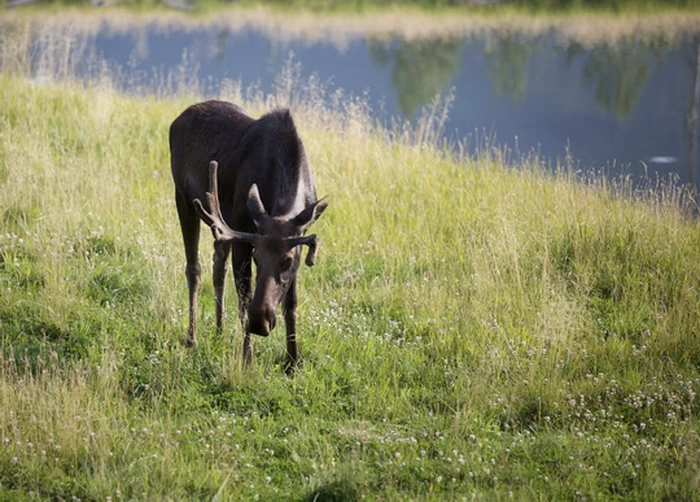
[195,161,328,336]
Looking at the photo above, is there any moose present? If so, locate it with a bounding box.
[170,100,328,370]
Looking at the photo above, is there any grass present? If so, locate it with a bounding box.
[1,20,700,500]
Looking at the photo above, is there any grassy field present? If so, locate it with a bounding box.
[2,23,700,500]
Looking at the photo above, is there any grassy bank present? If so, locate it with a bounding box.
[2,42,700,500]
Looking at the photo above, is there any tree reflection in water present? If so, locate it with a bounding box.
[368,37,463,117]
[370,29,699,185]
[564,39,666,119]
[483,33,537,103]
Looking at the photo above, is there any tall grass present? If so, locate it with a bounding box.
[1,19,700,500]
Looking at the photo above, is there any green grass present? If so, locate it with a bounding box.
[1,29,700,500]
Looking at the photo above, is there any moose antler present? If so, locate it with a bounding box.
[194,161,258,244]
[286,234,320,266]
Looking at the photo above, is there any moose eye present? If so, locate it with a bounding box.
[280,256,293,272]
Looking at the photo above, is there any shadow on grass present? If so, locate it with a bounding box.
[301,480,360,502]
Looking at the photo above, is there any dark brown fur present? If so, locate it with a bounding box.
[170,100,328,370]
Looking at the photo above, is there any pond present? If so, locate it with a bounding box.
[3,11,700,188]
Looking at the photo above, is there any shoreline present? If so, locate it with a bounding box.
[2,6,700,48]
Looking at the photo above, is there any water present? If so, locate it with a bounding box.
[7,15,700,187]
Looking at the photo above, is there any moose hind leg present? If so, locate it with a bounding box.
[213,242,232,333]
[176,190,201,347]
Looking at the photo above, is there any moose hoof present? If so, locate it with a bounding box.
[185,336,198,348]
[284,358,300,376]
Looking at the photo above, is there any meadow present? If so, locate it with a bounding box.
[1,17,700,500]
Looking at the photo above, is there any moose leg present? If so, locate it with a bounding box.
[176,190,201,347]
[232,241,253,365]
[213,241,232,333]
[283,279,298,374]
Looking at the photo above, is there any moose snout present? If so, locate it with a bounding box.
[247,306,276,336]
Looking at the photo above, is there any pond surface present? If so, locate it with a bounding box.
[7,14,700,187]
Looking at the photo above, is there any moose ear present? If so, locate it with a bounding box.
[247,184,268,223]
[292,196,328,231]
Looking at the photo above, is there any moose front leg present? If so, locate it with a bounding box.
[185,263,201,347]
[233,242,254,365]
[283,278,299,374]
[213,241,232,333]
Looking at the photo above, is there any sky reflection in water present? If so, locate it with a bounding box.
[11,16,700,187]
